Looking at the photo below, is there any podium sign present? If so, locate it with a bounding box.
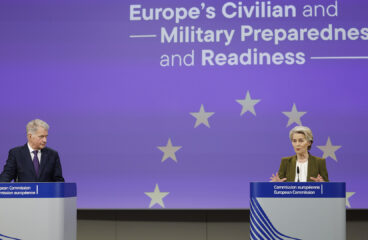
[250,182,345,240]
[0,183,77,240]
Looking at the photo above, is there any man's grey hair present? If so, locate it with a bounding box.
[26,119,50,134]
[289,125,313,150]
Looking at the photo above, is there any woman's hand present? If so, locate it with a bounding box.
[270,173,287,182]
[310,174,325,182]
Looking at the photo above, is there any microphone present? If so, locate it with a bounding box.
[297,166,300,182]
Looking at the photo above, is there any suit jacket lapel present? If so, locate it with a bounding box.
[39,148,48,178]
[307,154,315,182]
[290,155,297,181]
[21,144,38,178]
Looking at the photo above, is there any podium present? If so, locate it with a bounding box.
[0,182,77,240]
[250,182,345,240]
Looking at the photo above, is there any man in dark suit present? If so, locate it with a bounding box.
[0,119,64,182]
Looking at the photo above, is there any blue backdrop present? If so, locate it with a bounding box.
[0,0,366,208]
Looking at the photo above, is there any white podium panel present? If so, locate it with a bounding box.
[0,183,77,240]
[250,182,346,240]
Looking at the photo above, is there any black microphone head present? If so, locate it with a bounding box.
[297,166,300,174]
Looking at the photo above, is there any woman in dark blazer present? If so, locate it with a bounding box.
[270,126,328,182]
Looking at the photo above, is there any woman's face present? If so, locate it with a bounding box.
[291,133,311,155]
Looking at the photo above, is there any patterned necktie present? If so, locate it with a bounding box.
[32,150,40,176]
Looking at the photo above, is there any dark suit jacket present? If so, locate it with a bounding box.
[278,154,329,182]
[0,144,64,182]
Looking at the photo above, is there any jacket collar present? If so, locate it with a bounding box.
[21,144,37,178]
[290,155,297,181]
[291,153,315,182]
[22,144,48,179]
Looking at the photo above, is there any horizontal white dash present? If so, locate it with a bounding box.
[129,34,157,38]
[310,56,368,60]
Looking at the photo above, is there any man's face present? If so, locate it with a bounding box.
[28,127,48,150]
